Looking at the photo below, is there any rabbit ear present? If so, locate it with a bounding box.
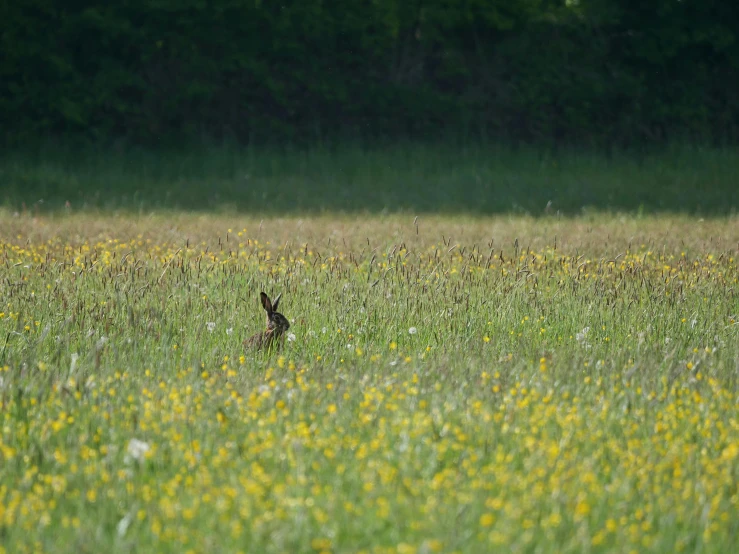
[260,292,273,313]
[272,293,282,312]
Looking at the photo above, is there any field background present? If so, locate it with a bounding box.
[3,143,739,215]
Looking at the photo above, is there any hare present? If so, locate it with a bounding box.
[243,292,290,350]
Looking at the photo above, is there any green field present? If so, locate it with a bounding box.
[0,146,738,553]
[2,144,739,215]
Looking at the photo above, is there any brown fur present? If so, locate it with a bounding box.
[243,292,290,351]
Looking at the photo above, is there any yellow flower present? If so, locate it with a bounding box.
[310,538,331,551]
[480,513,495,527]
[575,500,590,519]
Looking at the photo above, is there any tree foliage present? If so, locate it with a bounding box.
[1,0,737,146]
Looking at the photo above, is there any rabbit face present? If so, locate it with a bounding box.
[267,310,291,334]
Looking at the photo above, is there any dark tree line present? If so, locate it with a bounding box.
[1,0,738,147]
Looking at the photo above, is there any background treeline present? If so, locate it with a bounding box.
[2,0,738,148]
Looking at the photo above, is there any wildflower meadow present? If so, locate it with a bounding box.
[0,212,737,553]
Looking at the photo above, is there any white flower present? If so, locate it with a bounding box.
[321,327,327,334]
[575,327,590,342]
[206,322,216,333]
[125,438,150,464]
[408,327,417,335]
[69,353,79,374]
[287,333,296,342]
[226,327,233,336]
[117,513,133,537]
[397,432,409,453]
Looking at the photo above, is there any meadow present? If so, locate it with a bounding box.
[3,142,739,215]
[0,207,737,554]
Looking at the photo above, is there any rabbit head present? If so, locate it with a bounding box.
[261,292,290,335]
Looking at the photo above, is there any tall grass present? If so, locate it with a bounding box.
[1,143,738,215]
[0,213,737,552]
